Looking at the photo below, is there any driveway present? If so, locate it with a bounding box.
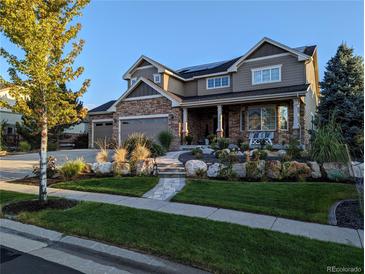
[0,149,101,181]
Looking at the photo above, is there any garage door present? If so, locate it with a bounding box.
[120,117,168,143]
[93,121,113,147]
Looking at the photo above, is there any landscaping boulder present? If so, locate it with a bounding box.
[91,162,113,174]
[202,147,214,155]
[282,161,311,180]
[222,148,230,155]
[135,158,155,176]
[245,160,265,180]
[207,163,223,178]
[249,149,258,157]
[307,161,321,179]
[113,163,131,176]
[185,160,208,177]
[266,160,282,180]
[277,150,287,158]
[228,144,239,151]
[350,161,364,178]
[236,151,244,157]
[232,163,246,178]
[322,162,351,182]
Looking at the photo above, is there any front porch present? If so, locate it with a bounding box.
[180,98,305,147]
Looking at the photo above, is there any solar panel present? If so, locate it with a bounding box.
[177,60,228,74]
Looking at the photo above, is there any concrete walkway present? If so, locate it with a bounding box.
[0,219,208,274]
[0,181,363,248]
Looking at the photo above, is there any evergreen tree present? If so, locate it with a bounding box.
[0,0,90,201]
[317,43,364,158]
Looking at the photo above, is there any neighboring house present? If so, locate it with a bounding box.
[88,37,320,150]
[0,86,22,147]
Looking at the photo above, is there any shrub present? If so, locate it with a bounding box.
[217,138,229,149]
[113,147,127,165]
[287,138,301,159]
[131,143,151,163]
[19,141,31,152]
[246,161,263,180]
[218,166,237,180]
[48,142,57,151]
[95,139,109,163]
[264,144,273,151]
[240,143,249,151]
[311,120,348,163]
[150,143,165,158]
[158,131,173,151]
[74,133,88,149]
[207,133,216,144]
[252,149,268,160]
[195,168,206,178]
[185,135,193,145]
[191,147,203,159]
[60,158,86,180]
[33,156,57,178]
[123,133,152,155]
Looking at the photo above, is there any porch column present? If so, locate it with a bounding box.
[292,99,300,129]
[216,105,223,138]
[182,108,188,140]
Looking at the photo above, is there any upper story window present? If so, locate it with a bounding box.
[130,77,137,86]
[206,75,230,89]
[153,74,161,84]
[251,65,282,85]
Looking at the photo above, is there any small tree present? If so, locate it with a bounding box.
[0,0,90,201]
[316,43,364,158]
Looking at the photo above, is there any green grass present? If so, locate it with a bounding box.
[0,191,358,274]
[0,190,36,206]
[52,177,159,197]
[173,180,358,224]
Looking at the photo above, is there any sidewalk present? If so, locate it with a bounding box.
[0,181,363,248]
[0,219,208,274]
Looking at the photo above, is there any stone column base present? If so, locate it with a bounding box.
[216,130,224,138]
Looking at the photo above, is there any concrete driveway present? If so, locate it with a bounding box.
[0,149,100,181]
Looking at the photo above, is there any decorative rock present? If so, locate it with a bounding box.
[201,147,214,155]
[222,148,230,154]
[185,160,208,177]
[282,161,311,180]
[91,162,113,174]
[113,163,131,176]
[266,160,282,179]
[351,162,364,178]
[232,163,246,178]
[207,163,222,178]
[307,161,321,179]
[136,158,155,176]
[228,144,239,150]
[322,162,351,181]
[277,150,287,158]
[249,149,258,157]
[236,151,244,157]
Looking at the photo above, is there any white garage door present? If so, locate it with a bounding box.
[93,121,113,147]
[120,117,168,143]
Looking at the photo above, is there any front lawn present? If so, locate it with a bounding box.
[0,190,36,206]
[172,180,358,224]
[0,190,361,274]
[52,177,158,197]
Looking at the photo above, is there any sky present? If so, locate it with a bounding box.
[0,0,363,110]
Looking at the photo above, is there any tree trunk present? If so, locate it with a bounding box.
[39,119,48,202]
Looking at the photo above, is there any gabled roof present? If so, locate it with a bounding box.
[89,100,116,113]
[110,77,182,109]
[227,37,312,72]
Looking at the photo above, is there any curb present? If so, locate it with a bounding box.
[0,219,209,274]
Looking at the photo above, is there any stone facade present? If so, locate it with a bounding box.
[114,97,181,150]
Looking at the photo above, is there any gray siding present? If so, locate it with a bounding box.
[232,55,306,92]
[164,74,185,96]
[197,75,232,96]
[129,67,163,88]
[246,42,286,59]
[183,81,198,97]
[126,82,159,98]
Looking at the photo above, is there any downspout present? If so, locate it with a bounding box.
[296,92,302,148]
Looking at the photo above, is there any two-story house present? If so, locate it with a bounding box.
[88,37,319,150]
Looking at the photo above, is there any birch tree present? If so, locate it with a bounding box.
[0,0,90,201]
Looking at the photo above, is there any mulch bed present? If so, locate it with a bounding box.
[2,199,79,215]
[179,152,220,164]
[336,200,364,229]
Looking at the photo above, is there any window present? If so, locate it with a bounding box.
[206,76,230,89]
[248,106,276,131]
[7,127,13,134]
[279,106,288,130]
[130,77,137,86]
[153,74,161,84]
[105,122,113,126]
[95,123,103,126]
[251,65,281,85]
